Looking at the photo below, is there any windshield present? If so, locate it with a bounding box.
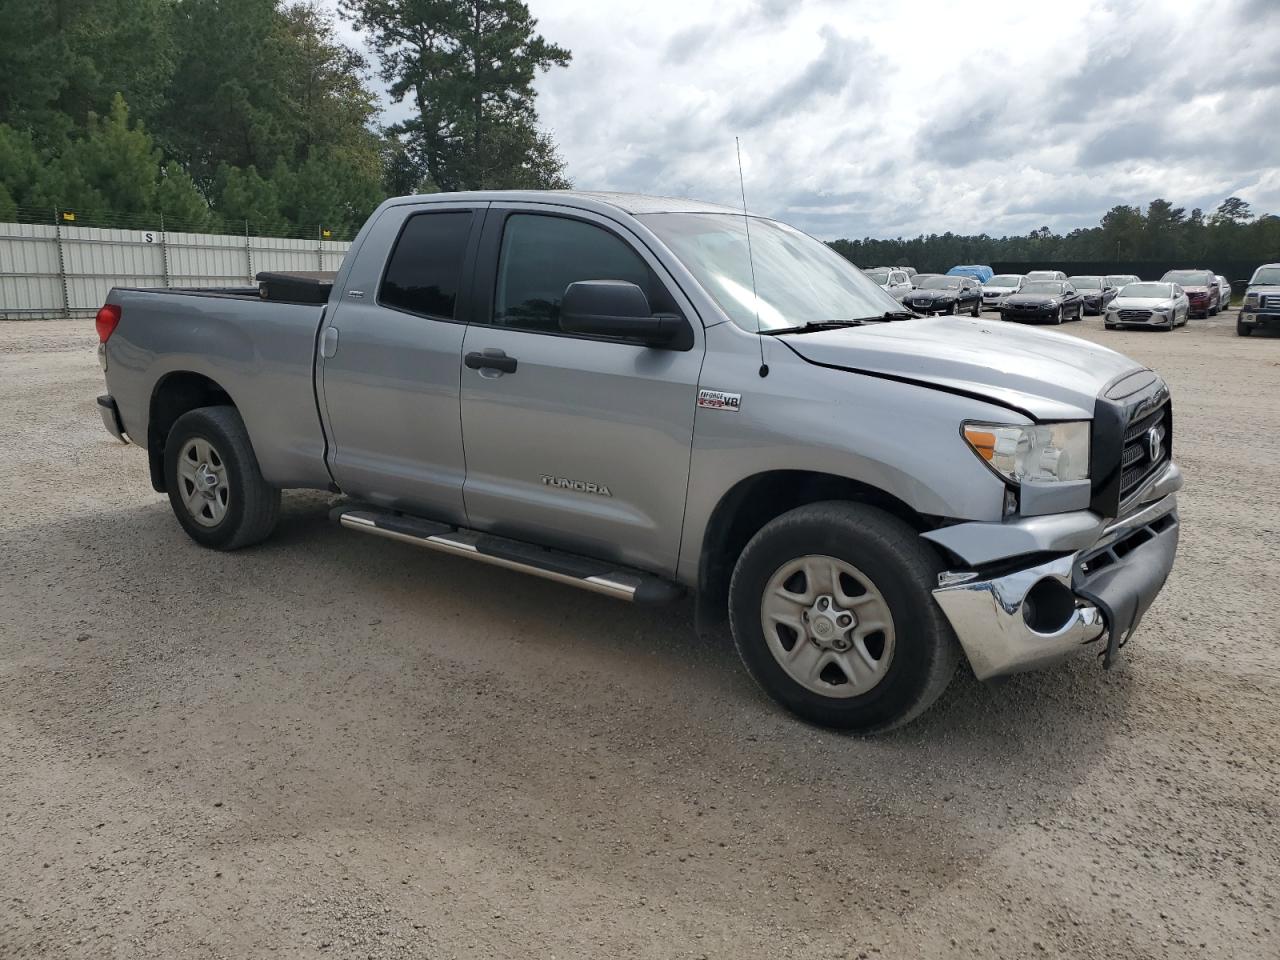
[1120,282,1174,298]
[1020,282,1064,295]
[919,276,962,289]
[1025,271,1058,280]
[640,213,902,331]
[864,269,891,284]
[1162,270,1211,285]
[1068,276,1103,289]
[1251,266,1280,285]
[987,275,1021,286]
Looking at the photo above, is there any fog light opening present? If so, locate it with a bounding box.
[1022,578,1077,635]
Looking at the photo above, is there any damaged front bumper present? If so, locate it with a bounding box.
[930,489,1180,681]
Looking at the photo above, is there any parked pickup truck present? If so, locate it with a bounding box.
[1238,262,1280,336]
[94,190,1182,731]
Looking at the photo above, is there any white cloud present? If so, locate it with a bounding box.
[325,0,1280,238]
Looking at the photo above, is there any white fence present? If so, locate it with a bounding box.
[0,222,352,319]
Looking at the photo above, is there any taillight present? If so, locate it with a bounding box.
[95,304,121,342]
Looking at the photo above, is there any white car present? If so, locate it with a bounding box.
[1025,270,1067,282]
[863,267,913,301]
[1103,282,1190,331]
[1217,275,1232,311]
[981,273,1024,310]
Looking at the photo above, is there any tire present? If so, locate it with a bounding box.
[1210,301,1219,317]
[947,301,957,315]
[164,405,280,550]
[728,502,960,732]
[1237,320,1252,336]
[1054,307,1063,324]
[970,299,980,317]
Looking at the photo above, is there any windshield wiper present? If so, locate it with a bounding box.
[766,311,914,334]
[763,320,871,335]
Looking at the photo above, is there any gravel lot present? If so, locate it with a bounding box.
[1,311,1277,959]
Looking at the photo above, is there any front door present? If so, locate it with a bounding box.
[319,202,483,520]
[458,205,704,575]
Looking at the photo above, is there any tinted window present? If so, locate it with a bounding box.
[492,214,672,333]
[379,212,473,319]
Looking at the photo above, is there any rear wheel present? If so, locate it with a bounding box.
[164,406,280,550]
[728,502,959,732]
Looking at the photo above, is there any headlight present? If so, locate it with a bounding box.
[1245,292,1259,306]
[1152,306,1171,314]
[963,422,1090,483]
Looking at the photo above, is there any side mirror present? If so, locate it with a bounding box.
[559,280,683,346]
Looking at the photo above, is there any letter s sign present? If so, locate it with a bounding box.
[144,233,154,243]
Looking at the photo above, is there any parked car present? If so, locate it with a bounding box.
[1067,275,1118,315]
[898,266,918,278]
[905,275,983,316]
[93,189,1182,732]
[1025,270,1067,282]
[946,264,994,283]
[1106,274,1141,290]
[1102,282,1189,331]
[1216,275,1232,310]
[999,280,1084,324]
[909,273,943,287]
[981,273,1024,311]
[1160,269,1222,317]
[1238,262,1280,336]
[864,267,914,301]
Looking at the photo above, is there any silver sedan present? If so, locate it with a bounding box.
[1103,282,1190,331]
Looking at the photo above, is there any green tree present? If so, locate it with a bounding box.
[0,0,174,142]
[340,0,572,191]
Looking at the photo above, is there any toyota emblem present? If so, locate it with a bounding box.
[1146,425,1163,463]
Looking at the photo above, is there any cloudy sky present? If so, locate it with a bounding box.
[329,0,1280,240]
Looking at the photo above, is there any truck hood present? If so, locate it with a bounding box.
[780,316,1141,420]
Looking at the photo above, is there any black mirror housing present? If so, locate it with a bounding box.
[559,280,687,347]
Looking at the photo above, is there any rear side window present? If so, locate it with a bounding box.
[379,211,473,319]
[491,214,675,334]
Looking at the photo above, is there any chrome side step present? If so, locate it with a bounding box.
[332,506,683,605]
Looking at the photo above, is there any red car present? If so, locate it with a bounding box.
[1161,269,1222,317]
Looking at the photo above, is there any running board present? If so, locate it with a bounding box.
[332,506,683,605]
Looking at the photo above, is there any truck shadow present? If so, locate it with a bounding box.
[4,490,1139,935]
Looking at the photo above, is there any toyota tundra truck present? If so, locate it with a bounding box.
[93,190,1182,731]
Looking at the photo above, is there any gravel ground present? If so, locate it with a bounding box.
[1,312,1277,959]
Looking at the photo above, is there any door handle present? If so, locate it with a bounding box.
[465,349,517,374]
[322,326,339,358]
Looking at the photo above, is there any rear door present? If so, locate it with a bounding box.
[457,204,704,575]
[318,202,484,520]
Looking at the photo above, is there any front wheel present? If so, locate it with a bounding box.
[970,299,980,317]
[164,406,280,550]
[728,502,959,731]
[1238,320,1252,336]
[1054,307,1064,324]
[947,301,957,315]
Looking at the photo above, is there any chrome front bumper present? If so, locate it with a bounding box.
[932,493,1180,680]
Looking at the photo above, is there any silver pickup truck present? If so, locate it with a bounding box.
[94,190,1182,731]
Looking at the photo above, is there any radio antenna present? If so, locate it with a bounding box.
[736,137,768,377]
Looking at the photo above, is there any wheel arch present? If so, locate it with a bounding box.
[147,371,238,492]
[694,469,931,637]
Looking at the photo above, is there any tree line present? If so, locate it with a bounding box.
[829,197,1280,273]
[0,0,571,238]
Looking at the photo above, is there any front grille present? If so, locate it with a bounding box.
[1118,309,1152,321]
[1263,294,1280,310]
[1119,403,1172,502]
